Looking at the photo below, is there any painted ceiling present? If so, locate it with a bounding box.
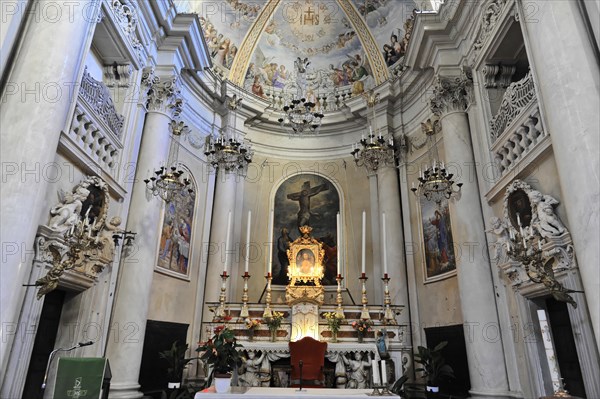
[176,0,416,97]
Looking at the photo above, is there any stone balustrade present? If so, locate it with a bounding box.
[491,104,546,177]
[490,70,536,141]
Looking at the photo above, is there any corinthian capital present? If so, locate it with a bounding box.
[429,74,473,117]
[141,67,183,117]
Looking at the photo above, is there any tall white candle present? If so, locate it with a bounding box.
[245,210,252,273]
[224,211,232,273]
[267,208,274,274]
[361,210,366,274]
[371,359,380,385]
[381,360,387,384]
[382,212,387,275]
[336,212,341,276]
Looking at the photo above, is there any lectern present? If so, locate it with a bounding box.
[53,357,111,399]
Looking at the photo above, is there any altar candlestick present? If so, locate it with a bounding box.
[381,360,387,384]
[362,211,366,274]
[267,208,274,274]
[224,211,232,273]
[382,212,387,275]
[336,212,341,276]
[245,211,251,273]
[372,359,381,385]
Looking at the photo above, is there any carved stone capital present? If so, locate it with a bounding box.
[429,74,473,116]
[141,68,183,117]
[103,64,133,88]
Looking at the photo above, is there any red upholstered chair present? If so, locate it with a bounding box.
[289,337,328,388]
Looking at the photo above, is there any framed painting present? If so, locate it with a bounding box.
[419,197,457,283]
[271,174,340,286]
[155,187,196,280]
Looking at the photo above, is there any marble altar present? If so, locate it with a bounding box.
[194,387,382,398]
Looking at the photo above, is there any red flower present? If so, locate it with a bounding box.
[214,325,225,335]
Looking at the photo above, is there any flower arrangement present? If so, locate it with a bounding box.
[245,318,262,330]
[323,311,345,335]
[264,311,284,341]
[351,319,373,341]
[264,311,284,331]
[196,325,242,383]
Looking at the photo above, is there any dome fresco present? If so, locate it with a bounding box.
[177,0,416,96]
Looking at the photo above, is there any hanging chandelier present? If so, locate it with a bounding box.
[277,57,325,135]
[410,118,462,203]
[350,91,396,173]
[144,120,194,203]
[205,94,253,174]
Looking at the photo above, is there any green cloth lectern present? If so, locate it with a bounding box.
[53,357,111,399]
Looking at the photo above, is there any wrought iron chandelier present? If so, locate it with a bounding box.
[205,94,253,174]
[145,120,194,203]
[277,57,325,135]
[350,91,396,173]
[410,118,462,203]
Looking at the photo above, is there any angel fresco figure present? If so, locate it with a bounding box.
[294,57,310,74]
[286,181,329,227]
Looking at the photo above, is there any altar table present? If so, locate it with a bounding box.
[194,387,396,398]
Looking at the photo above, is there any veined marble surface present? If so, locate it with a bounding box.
[195,387,380,398]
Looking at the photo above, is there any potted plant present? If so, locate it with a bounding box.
[264,311,284,342]
[196,325,242,393]
[323,311,344,342]
[158,341,195,389]
[414,341,455,393]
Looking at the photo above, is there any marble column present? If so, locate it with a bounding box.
[377,165,410,326]
[430,75,509,397]
[0,0,100,387]
[204,168,238,315]
[519,0,600,345]
[106,69,182,399]
[368,173,383,303]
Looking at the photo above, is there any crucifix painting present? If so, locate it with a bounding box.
[272,174,340,286]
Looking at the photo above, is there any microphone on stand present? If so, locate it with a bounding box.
[298,360,304,392]
[40,341,95,398]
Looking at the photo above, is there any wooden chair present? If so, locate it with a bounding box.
[289,337,327,388]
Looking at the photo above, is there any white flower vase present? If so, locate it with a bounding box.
[214,375,232,393]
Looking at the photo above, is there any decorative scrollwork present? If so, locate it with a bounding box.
[79,68,125,138]
[490,70,536,141]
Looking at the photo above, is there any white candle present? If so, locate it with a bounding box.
[516,213,521,227]
[371,359,380,385]
[267,208,274,274]
[245,210,251,273]
[538,240,542,250]
[381,360,387,384]
[336,212,341,276]
[224,211,232,273]
[382,212,387,275]
[361,210,366,274]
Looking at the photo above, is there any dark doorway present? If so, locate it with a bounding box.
[424,324,470,396]
[22,289,66,399]
[545,298,586,398]
[139,320,189,396]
